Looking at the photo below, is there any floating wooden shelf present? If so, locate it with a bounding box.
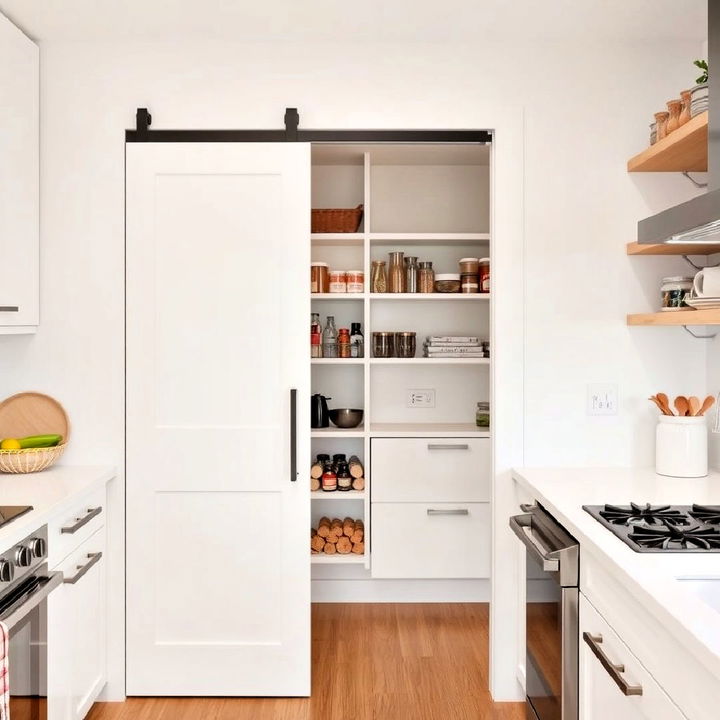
[626,241,720,256]
[627,112,708,172]
[627,310,720,326]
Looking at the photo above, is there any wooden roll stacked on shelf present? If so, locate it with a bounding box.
[310,517,365,556]
[348,456,364,478]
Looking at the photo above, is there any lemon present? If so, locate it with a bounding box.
[0,438,21,450]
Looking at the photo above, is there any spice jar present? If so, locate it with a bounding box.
[461,273,479,293]
[418,261,435,293]
[395,332,417,358]
[338,328,351,357]
[336,461,352,491]
[661,276,693,311]
[311,262,329,293]
[346,270,364,293]
[372,332,394,358]
[434,274,461,293]
[476,401,490,428]
[388,251,406,293]
[321,461,337,492]
[479,258,490,293]
[329,270,347,293]
[371,260,387,293]
[405,256,419,293]
[459,258,479,275]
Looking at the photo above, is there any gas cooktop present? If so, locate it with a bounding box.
[583,503,720,553]
[0,506,33,530]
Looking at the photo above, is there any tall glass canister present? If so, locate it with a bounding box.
[388,251,406,293]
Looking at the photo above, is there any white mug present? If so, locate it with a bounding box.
[693,267,720,298]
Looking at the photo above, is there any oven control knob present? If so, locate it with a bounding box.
[28,538,46,559]
[0,560,13,583]
[15,545,32,567]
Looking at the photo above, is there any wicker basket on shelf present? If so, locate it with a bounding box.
[0,392,70,474]
[311,204,363,233]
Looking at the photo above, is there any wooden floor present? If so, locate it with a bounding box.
[88,603,525,720]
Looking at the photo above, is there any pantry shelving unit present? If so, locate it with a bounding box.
[310,143,491,570]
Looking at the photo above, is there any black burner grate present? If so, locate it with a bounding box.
[598,502,689,527]
[628,524,720,550]
[688,504,720,526]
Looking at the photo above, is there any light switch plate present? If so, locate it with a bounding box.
[587,384,618,415]
[407,389,435,408]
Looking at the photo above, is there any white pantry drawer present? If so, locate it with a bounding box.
[580,594,687,720]
[371,502,490,579]
[371,437,490,502]
[48,486,106,567]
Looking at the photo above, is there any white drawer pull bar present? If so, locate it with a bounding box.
[64,552,103,585]
[583,632,643,696]
[427,443,469,450]
[427,509,469,516]
[61,506,103,534]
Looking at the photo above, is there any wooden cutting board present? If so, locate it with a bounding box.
[0,392,70,443]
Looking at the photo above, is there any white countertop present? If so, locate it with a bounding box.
[513,466,720,679]
[0,465,115,550]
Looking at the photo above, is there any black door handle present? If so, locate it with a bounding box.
[290,388,298,482]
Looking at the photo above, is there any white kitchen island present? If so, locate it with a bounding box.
[513,467,720,720]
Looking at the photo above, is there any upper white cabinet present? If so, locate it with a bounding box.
[0,13,39,332]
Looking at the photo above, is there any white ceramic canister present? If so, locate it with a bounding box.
[655,415,708,478]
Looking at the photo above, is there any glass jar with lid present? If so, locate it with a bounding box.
[371,260,387,293]
[476,401,490,428]
[418,261,435,293]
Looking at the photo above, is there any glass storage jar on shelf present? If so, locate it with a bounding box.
[371,260,387,293]
[418,261,434,293]
[388,251,406,293]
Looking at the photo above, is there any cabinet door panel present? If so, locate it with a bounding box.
[579,594,686,720]
[0,15,38,328]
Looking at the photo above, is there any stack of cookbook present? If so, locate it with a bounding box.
[423,336,490,358]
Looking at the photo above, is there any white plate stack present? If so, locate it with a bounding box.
[423,336,490,358]
[685,296,720,310]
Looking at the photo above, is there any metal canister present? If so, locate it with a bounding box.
[372,332,395,358]
[395,332,417,358]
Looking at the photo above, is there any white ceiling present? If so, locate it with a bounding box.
[0,0,707,43]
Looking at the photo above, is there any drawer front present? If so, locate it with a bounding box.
[371,438,490,502]
[580,594,687,720]
[48,486,106,568]
[371,502,490,579]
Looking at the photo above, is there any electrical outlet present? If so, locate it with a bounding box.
[407,389,435,408]
[587,384,618,415]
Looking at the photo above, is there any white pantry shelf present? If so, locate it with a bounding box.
[369,357,490,365]
[311,358,364,365]
[311,426,365,438]
[311,491,366,501]
[311,554,367,564]
[369,293,490,301]
[311,293,366,300]
[369,232,490,245]
[369,422,490,438]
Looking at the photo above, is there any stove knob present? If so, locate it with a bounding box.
[28,538,46,559]
[15,545,32,568]
[0,560,14,583]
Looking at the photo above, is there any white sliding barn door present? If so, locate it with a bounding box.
[126,143,310,696]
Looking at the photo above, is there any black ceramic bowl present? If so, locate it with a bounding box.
[329,408,364,429]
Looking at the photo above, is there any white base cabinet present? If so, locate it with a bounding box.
[48,492,107,720]
[579,593,686,720]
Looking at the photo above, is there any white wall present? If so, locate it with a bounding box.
[0,34,707,700]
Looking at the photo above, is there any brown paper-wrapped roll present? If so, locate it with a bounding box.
[317,517,331,537]
[310,461,324,479]
[351,527,364,544]
[311,477,321,492]
[348,456,364,479]
[351,477,365,491]
[311,534,325,553]
[343,517,355,537]
[337,536,352,554]
[351,541,365,554]
[323,541,337,554]
[325,533,339,544]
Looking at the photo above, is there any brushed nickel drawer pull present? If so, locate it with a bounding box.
[583,632,643,696]
[0,307,19,312]
[427,443,469,450]
[427,509,469,516]
[61,506,102,534]
[64,552,103,585]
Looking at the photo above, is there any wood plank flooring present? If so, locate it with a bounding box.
[88,603,524,720]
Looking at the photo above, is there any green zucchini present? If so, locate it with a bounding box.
[19,434,63,449]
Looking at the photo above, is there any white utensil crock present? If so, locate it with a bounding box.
[656,415,708,478]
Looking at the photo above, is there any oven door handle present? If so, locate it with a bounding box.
[0,572,63,630]
[509,514,560,572]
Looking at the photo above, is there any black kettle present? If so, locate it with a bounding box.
[311,394,331,428]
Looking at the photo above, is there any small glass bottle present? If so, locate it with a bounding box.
[338,328,351,358]
[332,453,347,471]
[476,401,490,428]
[321,461,337,492]
[350,322,364,358]
[405,256,419,293]
[336,461,352,491]
[311,312,322,358]
[322,316,338,358]
[371,260,387,293]
[418,261,435,293]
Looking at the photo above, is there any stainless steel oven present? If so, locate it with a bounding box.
[510,504,579,720]
[0,526,62,720]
